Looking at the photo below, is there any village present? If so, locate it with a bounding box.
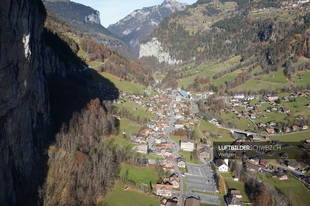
[111,86,310,206]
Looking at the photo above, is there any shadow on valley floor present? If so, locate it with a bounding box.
[47,69,119,133]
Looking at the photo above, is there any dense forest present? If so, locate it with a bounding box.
[42,99,119,206]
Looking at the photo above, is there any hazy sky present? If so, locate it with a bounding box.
[72,0,197,27]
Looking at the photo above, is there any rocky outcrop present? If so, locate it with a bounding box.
[108,0,188,58]
[139,37,182,65]
[43,0,133,59]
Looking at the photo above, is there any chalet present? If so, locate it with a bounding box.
[155,184,173,197]
[303,125,309,130]
[168,174,180,189]
[175,124,184,129]
[233,176,239,182]
[225,189,242,206]
[215,159,229,173]
[277,173,289,181]
[259,160,269,167]
[176,157,186,168]
[234,94,245,99]
[199,148,210,161]
[285,127,291,133]
[163,165,176,173]
[230,190,242,199]
[181,140,195,152]
[245,161,262,172]
[267,96,279,102]
[292,125,300,132]
[184,196,200,206]
[266,128,275,134]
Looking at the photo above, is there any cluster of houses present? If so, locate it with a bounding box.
[250,0,310,13]
[225,92,309,135]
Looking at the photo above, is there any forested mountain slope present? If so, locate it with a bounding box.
[43,0,133,58]
[108,0,187,58]
[45,14,154,87]
[146,0,310,93]
[141,0,310,66]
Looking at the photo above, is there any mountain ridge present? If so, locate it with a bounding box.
[43,0,134,58]
[108,0,188,58]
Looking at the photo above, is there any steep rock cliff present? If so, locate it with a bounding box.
[0,0,119,206]
[0,1,48,205]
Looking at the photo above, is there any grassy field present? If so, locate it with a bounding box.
[170,135,182,143]
[282,96,310,117]
[177,56,241,89]
[101,72,145,94]
[257,173,310,206]
[112,118,140,148]
[233,68,290,91]
[233,77,288,91]
[270,130,310,142]
[260,69,288,83]
[119,164,159,185]
[198,120,234,142]
[222,173,250,203]
[213,69,242,87]
[181,151,202,164]
[220,112,255,131]
[115,101,154,121]
[292,71,310,86]
[101,183,160,206]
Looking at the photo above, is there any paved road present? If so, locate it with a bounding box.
[166,91,220,205]
[184,192,220,205]
[165,91,185,206]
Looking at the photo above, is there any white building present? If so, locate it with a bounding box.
[181,140,195,152]
[216,159,229,173]
[175,124,184,129]
[218,164,229,173]
[177,158,186,168]
[133,144,148,154]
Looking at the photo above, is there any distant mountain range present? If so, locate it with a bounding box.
[108,0,188,58]
[43,0,133,58]
[140,0,310,66]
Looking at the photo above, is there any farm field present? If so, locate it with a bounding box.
[101,183,160,206]
[111,118,140,148]
[177,56,241,89]
[221,173,250,203]
[270,130,310,142]
[181,151,202,164]
[101,72,146,94]
[198,120,234,142]
[119,164,160,185]
[257,174,310,206]
[115,101,154,122]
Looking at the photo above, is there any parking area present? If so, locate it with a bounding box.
[185,163,219,205]
[185,163,217,193]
